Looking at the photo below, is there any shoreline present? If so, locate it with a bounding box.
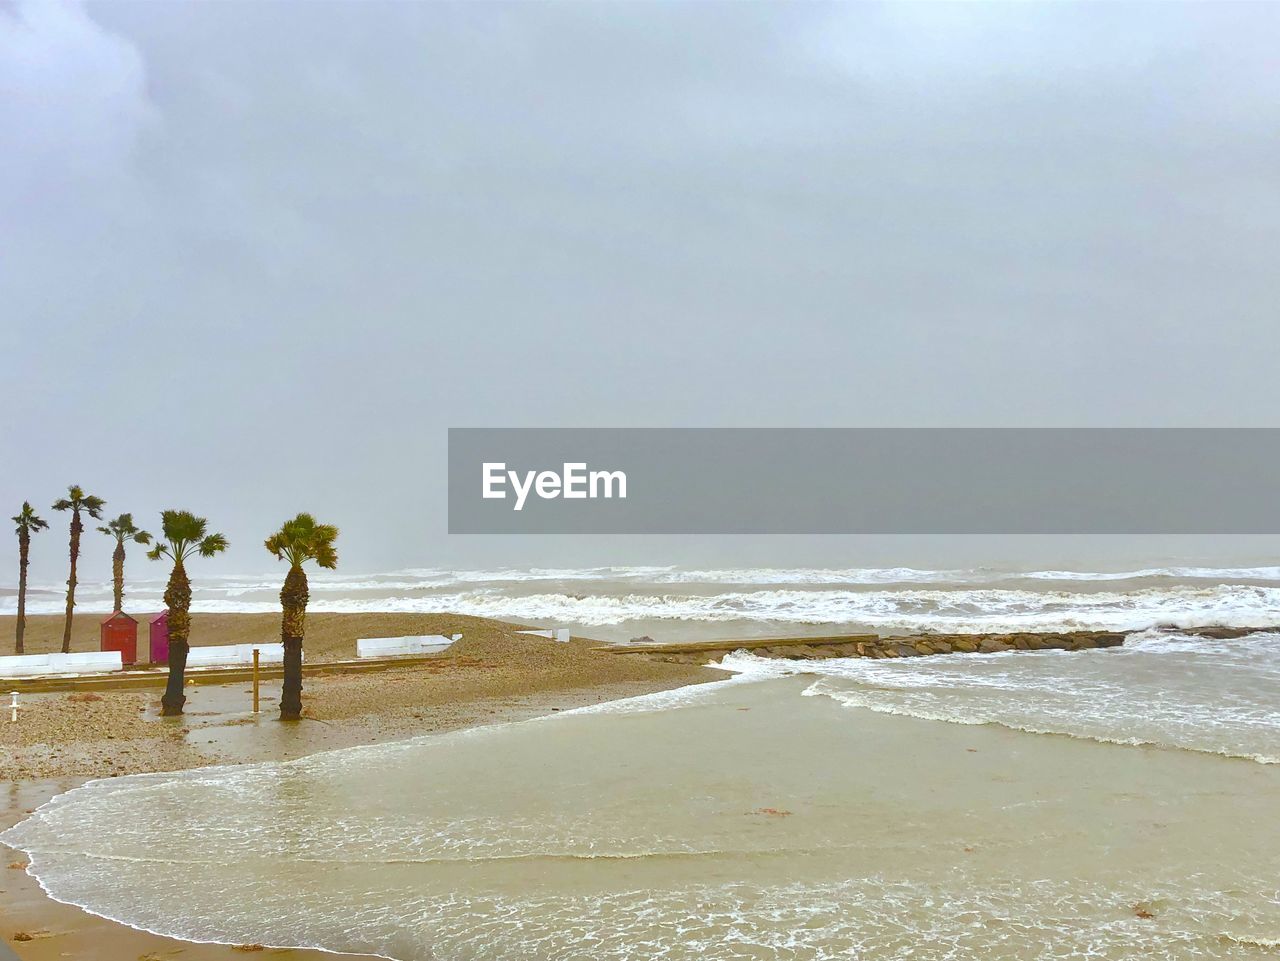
[0,613,721,960]
[13,655,1276,960]
[4,612,1273,959]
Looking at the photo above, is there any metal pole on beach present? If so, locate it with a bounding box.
[9,692,17,723]
[252,648,260,713]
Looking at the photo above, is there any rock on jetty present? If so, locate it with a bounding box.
[598,625,1272,665]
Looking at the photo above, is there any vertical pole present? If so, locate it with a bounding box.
[10,691,18,723]
[252,648,260,714]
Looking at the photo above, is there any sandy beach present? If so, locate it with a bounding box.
[0,613,719,960]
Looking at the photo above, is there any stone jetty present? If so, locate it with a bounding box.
[597,625,1272,665]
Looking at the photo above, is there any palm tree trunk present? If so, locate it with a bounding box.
[61,510,81,654]
[15,531,29,655]
[279,564,308,721]
[161,560,191,716]
[112,541,125,612]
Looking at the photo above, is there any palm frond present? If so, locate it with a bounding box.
[160,509,208,545]
[99,512,150,544]
[150,510,223,562]
[52,486,106,518]
[198,533,229,557]
[313,535,339,570]
[264,532,285,559]
[12,502,49,534]
[264,513,339,570]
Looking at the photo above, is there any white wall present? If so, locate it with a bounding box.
[186,643,295,668]
[0,651,123,677]
[356,635,461,658]
[516,628,571,642]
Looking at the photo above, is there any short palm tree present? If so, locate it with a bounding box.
[147,510,228,716]
[265,513,338,721]
[12,502,50,655]
[52,485,106,654]
[97,513,151,612]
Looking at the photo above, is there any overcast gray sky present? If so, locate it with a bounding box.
[4,1,1280,580]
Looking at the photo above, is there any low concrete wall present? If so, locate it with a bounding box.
[186,643,296,668]
[517,628,571,642]
[356,634,461,658]
[0,651,124,678]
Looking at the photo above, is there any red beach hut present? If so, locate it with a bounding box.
[149,610,170,665]
[100,611,138,666]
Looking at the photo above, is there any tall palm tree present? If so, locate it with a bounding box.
[97,513,151,612]
[147,510,228,716]
[12,503,50,655]
[52,485,105,654]
[265,513,338,721]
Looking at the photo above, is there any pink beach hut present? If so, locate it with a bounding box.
[149,610,170,665]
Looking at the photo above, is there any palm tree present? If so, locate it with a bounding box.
[52,485,105,654]
[265,513,338,721]
[147,510,228,716]
[97,513,151,612]
[12,503,50,655]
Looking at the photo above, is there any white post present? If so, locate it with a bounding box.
[9,691,18,723]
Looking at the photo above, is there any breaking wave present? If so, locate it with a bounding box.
[718,630,1280,763]
[7,568,1279,637]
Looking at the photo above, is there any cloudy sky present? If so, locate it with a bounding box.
[3,1,1279,580]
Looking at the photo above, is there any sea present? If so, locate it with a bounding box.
[3,565,1279,959]
[7,563,1280,642]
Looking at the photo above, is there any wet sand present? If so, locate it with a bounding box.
[0,613,720,960]
[11,675,1279,960]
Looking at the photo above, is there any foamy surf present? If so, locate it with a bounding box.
[389,584,1280,632]
[718,630,1280,764]
[7,570,1280,644]
[5,676,1279,960]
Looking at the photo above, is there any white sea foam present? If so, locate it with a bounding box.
[1019,566,1280,581]
[14,875,1271,961]
[719,631,1280,763]
[10,583,1278,634]
[8,567,1279,633]
[197,583,1280,630]
[651,565,1280,585]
